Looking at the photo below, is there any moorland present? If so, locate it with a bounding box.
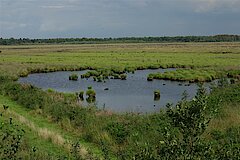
[0,42,240,159]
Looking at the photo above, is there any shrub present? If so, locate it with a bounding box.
[159,86,211,159]
[0,117,25,159]
[106,122,129,144]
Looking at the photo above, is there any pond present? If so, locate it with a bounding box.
[18,68,204,113]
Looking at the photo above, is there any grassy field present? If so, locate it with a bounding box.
[0,43,239,79]
[0,42,240,159]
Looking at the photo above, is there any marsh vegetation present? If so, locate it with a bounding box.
[69,73,79,81]
[0,42,240,159]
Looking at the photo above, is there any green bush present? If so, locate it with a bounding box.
[0,117,25,159]
[209,127,240,159]
[106,122,129,144]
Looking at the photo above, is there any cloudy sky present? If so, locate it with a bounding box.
[0,0,240,38]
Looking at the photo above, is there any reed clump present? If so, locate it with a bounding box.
[69,73,78,81]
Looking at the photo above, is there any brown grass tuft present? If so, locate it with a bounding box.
[38,128,65,146]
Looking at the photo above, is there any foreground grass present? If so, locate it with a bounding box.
[0,103,69,159]
[0,95,104,159]
[208,104,240,131]
[207,83,240,132]
[1,75,240,159]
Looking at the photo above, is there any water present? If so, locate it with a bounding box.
[18,69,201,113]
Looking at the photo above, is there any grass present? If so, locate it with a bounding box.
[206,83,240,132]
[1,75,240,159]
[0,94,104,159]
[0,43,239,78]
[208,104,240,132]
[69,73,78,81]
[148,68,235,82]
[0,104,69,159]
[0,42,240,159]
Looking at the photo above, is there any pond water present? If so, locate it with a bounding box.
[18,69,204,113]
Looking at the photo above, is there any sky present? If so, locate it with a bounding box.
[0,0,240,38]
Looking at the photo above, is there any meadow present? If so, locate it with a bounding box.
[0,42,240,159]
[0,42,240,78]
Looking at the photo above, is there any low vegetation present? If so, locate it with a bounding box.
[69,73,79,81]
[1,73,240,159]
[81,70,127,82]
[0,43,240,79]
[148,68,240,82]
[86,86,96,103]
[0,106,72,159]
[0,42,240,159]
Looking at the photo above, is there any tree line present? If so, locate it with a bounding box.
[1,35,240,45]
